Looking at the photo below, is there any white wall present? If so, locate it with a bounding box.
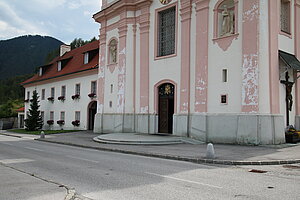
[24,72,98,130]
[207,0,243,113]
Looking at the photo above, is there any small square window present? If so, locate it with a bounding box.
[221,95,227,104]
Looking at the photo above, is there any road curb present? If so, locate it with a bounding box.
[35,139,300,166]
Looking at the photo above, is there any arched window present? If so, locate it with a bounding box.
[108,39,117,64]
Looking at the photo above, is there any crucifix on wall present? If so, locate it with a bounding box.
[280,72,294,126]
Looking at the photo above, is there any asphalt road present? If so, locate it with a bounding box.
[0,134,299,200]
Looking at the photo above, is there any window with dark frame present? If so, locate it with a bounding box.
[75,84,80,95]
[158,6,176,57]
[75,111,80,121]
[221,95,227,104]
[41,111,44,122]
[222,69,228,82]
[60,111,65,121]
[61,86,66,97]
[51,87,55,98]
[50,111,54,120]
[42,89,45,100]
[91,81,97,94]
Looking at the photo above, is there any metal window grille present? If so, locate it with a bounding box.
[158,6,175,57]
[281,0,290,33]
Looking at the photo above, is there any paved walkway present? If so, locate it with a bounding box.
[1,131,300,165]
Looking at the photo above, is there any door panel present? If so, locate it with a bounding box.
[159,98,169,133]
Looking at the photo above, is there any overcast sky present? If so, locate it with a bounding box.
[0,0,102,44]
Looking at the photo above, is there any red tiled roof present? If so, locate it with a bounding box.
[22,40,99,85]
[16,107,25,112]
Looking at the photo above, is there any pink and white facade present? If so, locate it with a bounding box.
[93,0,300,144]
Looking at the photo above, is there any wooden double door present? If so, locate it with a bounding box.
[88,101,97,130]
[158,83,174,134]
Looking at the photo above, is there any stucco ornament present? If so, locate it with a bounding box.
[159,0,171,5]
[164,84,171,95]
[221,5,233,36]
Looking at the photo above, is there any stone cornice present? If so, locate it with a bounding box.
[93,0,153,23]
[195,0,210,12]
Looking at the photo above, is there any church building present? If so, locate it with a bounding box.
[92,0,300,145]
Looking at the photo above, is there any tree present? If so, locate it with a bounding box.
[70,37,98,50]
[24,90,43,131]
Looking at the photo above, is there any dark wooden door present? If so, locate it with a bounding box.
[88,102,97,130]
[159,98,169,133]
[158,83,174,134]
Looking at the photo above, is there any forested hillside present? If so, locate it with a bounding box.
[0,35,63,80]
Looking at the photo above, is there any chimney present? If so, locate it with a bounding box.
[60,44,71,56]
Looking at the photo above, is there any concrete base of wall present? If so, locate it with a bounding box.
[295,115,300,130]
[94,113,286,145]
[94,113,158,134]
[174,113,285,145]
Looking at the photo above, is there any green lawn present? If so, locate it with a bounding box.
[8,129,80,135]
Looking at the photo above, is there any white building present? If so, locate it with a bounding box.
[92,0,300,144]
[22,41,99,130]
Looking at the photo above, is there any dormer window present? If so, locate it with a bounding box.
[39,67,43,76]
[84,52,89,64]
[57,61,62,71]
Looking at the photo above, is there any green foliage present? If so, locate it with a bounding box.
[0,35,63,80]
[0,99,23,118]
[24,90,43,131]
[44,48,60,64]
[0,74,32,105]
[70,37,97,50]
